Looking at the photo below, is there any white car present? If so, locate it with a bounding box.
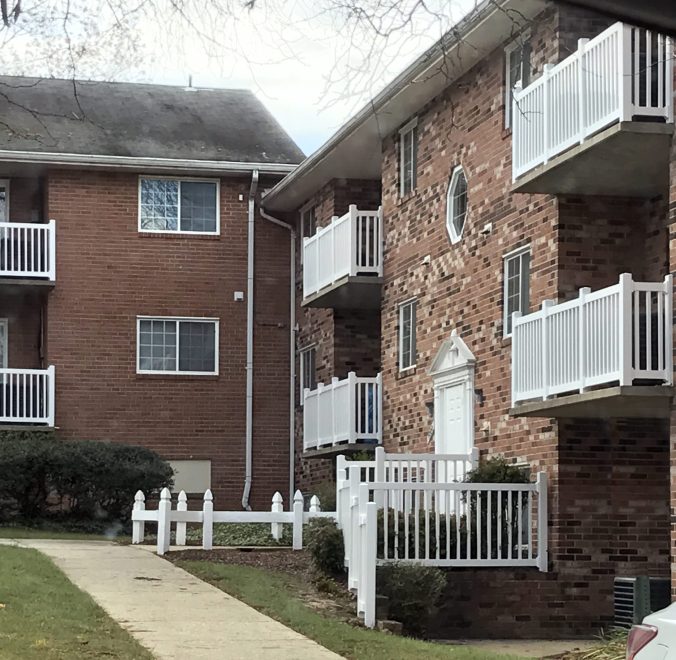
[629,603,676,659]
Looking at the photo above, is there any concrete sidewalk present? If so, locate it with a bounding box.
[5,539,342,660]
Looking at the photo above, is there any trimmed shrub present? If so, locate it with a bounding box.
[0,431,173,522]
[377,563,446,636]
[464,456,531,485]
[311,480,336,512]
[306,518,345,575]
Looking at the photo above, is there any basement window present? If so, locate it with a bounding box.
[137,317,219,375]
[139,177,219,234]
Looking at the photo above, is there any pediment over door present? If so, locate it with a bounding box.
[428,329,475,380]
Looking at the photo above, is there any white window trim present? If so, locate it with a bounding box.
[0,318,7,368]
[504,31,531,129]
[136,316,220,375]
[503,245,531,338]
[446,165,468,245]
[399,117,418,197]
[298,343,317,405]
[299,201,317,264]
[0,179,10,223]
[137,175,221,236]
[398,298,417,372]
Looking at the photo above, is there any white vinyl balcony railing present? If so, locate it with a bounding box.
[0,366,55,426]
[0,220,56,280]
[512,23,674,181]
[303,372,382,451]
[512,274,673,406]
[303,205,383,300]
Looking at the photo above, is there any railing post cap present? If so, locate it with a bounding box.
[178,490,187,502]
[135,490,145,501]
[293,489,303,502]
[204,489,213,501]
[272,491,283,504]
[160,487,171,500]
[310,495,320,505]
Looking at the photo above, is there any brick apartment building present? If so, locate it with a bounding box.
[0,77,303,510]
[261,0,676,636]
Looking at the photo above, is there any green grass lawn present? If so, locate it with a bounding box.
[178,560,527,660]
[0,545,152,659]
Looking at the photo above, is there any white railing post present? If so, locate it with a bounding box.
[665,274,674,385]
[47,219,56,281]
[541,300,553,400]
[542,63,554,162]
[316,383,324,447]
[202,489,214,550]
[470,446,480,470]
[511,311,522,407]
[536,472,549,572]
[374,446,385,509]
[377,207,384,274]
[618,273,634,386]
[293,489,304,550]
[175,490,187,546]
[271,491,283,541]
[619,25,634,121]
[156,487,172,556]
[331,377,339,446]
[132,490,145,544]
[347,372,357,444]
[310,495,321,513]
[578,287,591,391]
[348,205,358,276]
[362,499,378,628]
[577,38,589,140]
[375,372,383,444]
[47,365,56,427]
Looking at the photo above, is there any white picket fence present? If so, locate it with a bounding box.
[131,488,334,555]
[512,23,674,180]
[0,220,56,280]
[335,448,548,628]
[303,205,383,299]
[512,274,673,405]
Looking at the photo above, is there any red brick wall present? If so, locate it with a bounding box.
[43,169,290,509]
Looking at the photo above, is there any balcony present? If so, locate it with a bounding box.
[511,275,673,418]
[0,220,56,286]
[512,24,674,196]
[303,206,383,309]
[303,372,382,456]
[0,366,55,427]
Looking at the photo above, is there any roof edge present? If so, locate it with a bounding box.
[0,149,298,174]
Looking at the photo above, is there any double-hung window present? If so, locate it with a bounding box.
[399,119,418,196]
[139,177,219,234]
[137,317,219,374]
[504,35,531,129]
[503,247,531,336]
[299,345,317,403]
[301,204,317,239]
[398,299,417,371]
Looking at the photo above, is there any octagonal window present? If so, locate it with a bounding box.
[446,166,468,244]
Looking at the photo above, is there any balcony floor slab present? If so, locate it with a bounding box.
[302,275,382,310]
[0,277,55,290]
[510,385,674,419]
[302,442,379,460]
[512,121,673,197]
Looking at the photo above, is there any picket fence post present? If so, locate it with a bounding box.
[203,490,214,550]
[176,490,187,546]
[362,499,378,628]
[156,488,171,556]
[292,490,304,550]
[132,490,145,544]
[310,495,321,513]
[271,491,283,541]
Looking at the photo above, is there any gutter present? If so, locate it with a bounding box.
[0,149,297,175]
[241,169,259,511]
[259,208,297,506]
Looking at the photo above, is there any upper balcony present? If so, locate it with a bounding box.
[511,274,673,419]
[303,372,382,457]
[0,220,56,287]
[303,206,383,309]
[512,24,674,197]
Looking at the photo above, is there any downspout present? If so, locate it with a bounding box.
[242,169,259,511]
[259,207,296,506]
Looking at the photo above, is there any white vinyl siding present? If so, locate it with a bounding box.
[399,300,417,371]
[137,317,219,375]
[503,247,531,336]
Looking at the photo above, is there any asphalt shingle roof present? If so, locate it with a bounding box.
[0,76,304,164]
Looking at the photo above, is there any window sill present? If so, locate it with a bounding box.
[136,373,220,381]
[138,231,221,240]
[397,190,418,207]
[396,366,417,379]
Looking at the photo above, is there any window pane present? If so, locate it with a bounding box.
[505,251,530,335]
[400,127,417,195]
[400,301,416,369]
[140,179,179,231]
[139,319,177,371]
[178,321,216,372]
[180,181,218,233]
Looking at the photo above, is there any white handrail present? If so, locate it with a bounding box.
[512,23,673,180]
[0,365,55,425]
[512,274,673,406]
[303,205,383,299]
[0,220,56,280]
[303,372,382,451]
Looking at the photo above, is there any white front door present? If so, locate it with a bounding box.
[438,381,472,455]
[0,319,7,368]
